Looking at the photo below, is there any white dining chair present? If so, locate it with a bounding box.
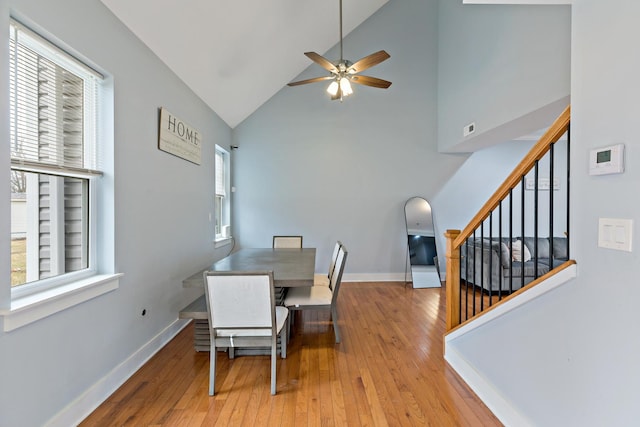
[273,235,303,248]
[284,245,348,343]
[314,240,342,286]
[204,270,289,395]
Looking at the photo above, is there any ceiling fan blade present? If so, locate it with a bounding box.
[304,52,338,73]
[347,50,390,74]
[350,75,392,89]
[288,76,335,87]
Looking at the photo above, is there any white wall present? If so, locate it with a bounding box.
[447,1,640,424]
[232,0,469,279]
[0,0,232,425]
[437,1,571,153]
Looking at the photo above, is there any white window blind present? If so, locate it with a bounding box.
[9,20,102,178]
[215,149,226,197]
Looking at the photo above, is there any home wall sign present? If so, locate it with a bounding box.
[158,107,202,165]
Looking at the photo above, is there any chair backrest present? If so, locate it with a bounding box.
[327,241,343,281]
[329,246,348,305]
[273,235,303,248]
[204,271,275,333]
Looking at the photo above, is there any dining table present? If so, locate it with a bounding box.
[179,247,316,351]
[182,247,316,289]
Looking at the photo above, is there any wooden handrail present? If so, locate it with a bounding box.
[445,105,571,331]
[453,105,571,249]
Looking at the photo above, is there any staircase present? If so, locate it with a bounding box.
[444,105,575,332]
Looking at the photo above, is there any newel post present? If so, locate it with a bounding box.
[445,229,461,332]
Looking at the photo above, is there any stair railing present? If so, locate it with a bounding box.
[445,105,574,331]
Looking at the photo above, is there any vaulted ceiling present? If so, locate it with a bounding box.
[100,0,389,128]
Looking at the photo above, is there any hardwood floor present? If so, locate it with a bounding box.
[81,282,502,426]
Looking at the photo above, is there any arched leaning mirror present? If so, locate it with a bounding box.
[404,197,441,288]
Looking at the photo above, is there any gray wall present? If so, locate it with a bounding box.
[0,0,232,425]
[448,1,640,424]
[437,1,571,153]
[431,140,535,276]
[232,0,468,279]
[231,0,571,280]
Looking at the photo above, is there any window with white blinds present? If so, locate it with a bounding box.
[215,149,226,198]
[9,20,102,177]
[9,19,104,292]
[215,145,231,241]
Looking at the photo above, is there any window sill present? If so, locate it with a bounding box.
[214,237,233,249]
[0,273,122,332]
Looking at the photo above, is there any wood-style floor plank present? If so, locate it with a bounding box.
[81,282,502,426]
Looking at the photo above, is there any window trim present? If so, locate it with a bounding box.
[9,18,101,294]
[214,145,231,243]
[10,174,100,300]
[1,273,122,331]
[2,17,118,330]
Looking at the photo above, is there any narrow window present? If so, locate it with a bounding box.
[215,145,231,241]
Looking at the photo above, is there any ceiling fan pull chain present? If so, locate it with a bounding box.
[339,0,343,62]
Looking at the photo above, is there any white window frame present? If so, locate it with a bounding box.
[214,145,232,247]
[1,18,120,331]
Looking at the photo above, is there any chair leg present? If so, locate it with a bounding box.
[281,321,287,359]
[331,307,341,343]
[288,309,298,338]
[209,345,216,396]
[271,337,277,395]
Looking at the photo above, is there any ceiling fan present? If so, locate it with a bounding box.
[287,0,391,101]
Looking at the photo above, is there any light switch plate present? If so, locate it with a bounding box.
[598,218,633,252]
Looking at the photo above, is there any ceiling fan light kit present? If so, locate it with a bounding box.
[288,0,391,101]
[327,77,353,98]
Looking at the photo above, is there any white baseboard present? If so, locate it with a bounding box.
[46,318,191,427]
[342,272,407,282]
[444,346,534,426]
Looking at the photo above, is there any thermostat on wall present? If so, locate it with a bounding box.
[589,143,625,176]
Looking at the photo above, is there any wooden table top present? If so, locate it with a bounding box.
[182,248,316,289]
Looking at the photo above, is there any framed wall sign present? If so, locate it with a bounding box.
[158,107,202,165]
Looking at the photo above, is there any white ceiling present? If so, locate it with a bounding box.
[100,0,389,128]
